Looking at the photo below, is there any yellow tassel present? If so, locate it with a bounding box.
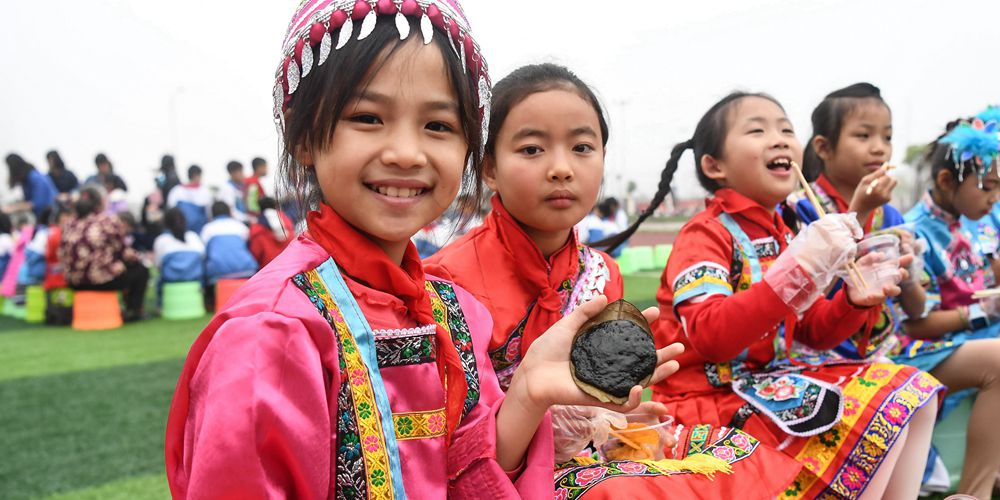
[571,456,599,466]
[638,453,733,479]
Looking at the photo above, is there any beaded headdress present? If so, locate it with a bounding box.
[273,0,491,148]
[940,109,1000,185]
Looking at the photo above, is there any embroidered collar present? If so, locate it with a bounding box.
[921,190,959,227]
[814,175,880,232]
[815,175,849,213]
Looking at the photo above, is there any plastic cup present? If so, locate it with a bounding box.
[855,234,902,290]
[600,413,674,461]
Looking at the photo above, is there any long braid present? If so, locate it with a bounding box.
[592,140,692,253]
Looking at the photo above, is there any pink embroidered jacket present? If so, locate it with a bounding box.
[165,236,554,499]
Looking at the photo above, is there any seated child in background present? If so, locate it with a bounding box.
[153,208,205,297]
[0,213,13,288]
[247,196,293,267]
[201,202,258,283]
[44,202,74,324]
[18,207,50,287]
[166,165,212,234]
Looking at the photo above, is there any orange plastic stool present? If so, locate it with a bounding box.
[72,291,123,330]
[215,278,249,311]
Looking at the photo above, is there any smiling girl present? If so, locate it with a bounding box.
[163,3,679,498]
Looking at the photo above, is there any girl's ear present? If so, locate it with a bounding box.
[482,155,499,192]
[701,154,726,182]
[935,168,957,193]
[812,135,833,163]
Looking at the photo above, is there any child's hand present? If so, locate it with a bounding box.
[849,168,897,216]
[508,295,685,416]
[846,253,913,306]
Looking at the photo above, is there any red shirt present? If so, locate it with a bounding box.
[44,225,67,289]
[425,196,623,388]
[653,188,871,399]
[248,212,294,267]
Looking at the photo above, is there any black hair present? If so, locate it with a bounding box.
[52,201,74,222]
[46,150,66,172]
[5,153,35,188]
[596,199,614,219]
[259,196,278,211]
[0,212,11,234]
[32,206,53,238]
[211,201,231,219]
[226,160,244,174]
[277,16,483,222]
[75,184,105,217]
[117,210,137,230]
[251,157,267,171]
[163,207,188,242]
[595,92,784,252]
[94,153,111,169]
[485,63,609,157]
[161,154,176,173]
[802,82,889,181]
[188,164,202,181]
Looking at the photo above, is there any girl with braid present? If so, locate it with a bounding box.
[601,92,943,499]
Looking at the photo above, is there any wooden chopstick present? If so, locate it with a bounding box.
[791,161,870,292]
[865,163,896,195]
[972,289,1000,299]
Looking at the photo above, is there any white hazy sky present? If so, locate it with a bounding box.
[1,0,998,203]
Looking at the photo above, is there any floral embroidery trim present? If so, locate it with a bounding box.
[427,280,481,418]
[672,261,733,305]
[780,365,942,500]
[375,335,436,368]
[553,426,763,499]
[393,408,447,441]
[565,245,610,313]
[293,271,393,500]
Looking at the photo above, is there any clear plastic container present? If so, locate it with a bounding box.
[600,413,674,461]
[855,234,902,291]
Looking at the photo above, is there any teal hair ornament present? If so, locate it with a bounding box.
[940,117,999,185]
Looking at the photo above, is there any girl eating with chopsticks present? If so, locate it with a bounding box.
[599,91,942,499]
[786,83,924,361]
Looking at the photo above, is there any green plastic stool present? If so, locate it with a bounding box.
[654,244,673,269]
[25,285,47,323]
[3,298,26,319]
[931,395,974,488]
[162,281,206,320]
[616,248,639,275]
[631,246,656,271]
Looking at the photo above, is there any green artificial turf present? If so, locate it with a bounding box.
[622,273,662,310]
[0,315,206,500]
